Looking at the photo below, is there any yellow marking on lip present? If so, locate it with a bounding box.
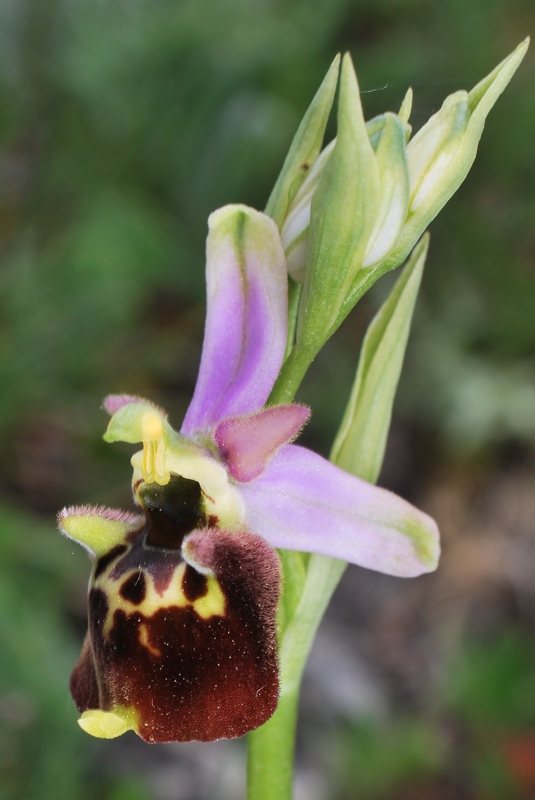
[78,706,138,739]
[195,575,225,619]
[138,622,162,657]
[96,560,227,637]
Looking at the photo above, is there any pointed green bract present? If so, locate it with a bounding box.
[331,234,429,485]
[296,54,380,351]
[265,55,340,229]
[468,37,529,117]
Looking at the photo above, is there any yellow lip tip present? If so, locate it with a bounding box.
[78,709,132,739]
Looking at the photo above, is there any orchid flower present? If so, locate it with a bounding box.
[58,204,439,744]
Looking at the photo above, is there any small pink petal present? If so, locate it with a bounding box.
[103,395,167,417]
[215,405,310,482]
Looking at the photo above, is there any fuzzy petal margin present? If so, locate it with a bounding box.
[181,205,288,436]
[240,445,440,578]
[58,505,144,559]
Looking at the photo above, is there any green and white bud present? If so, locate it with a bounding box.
[407,92,470,213]
[395,37,529,260]
[280,105,413,284]
[362,113,409,269]
[269,40,529,403]
[296,54,381,351]
[281,141,334,283]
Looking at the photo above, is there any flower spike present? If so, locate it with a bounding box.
[56,39,529,754]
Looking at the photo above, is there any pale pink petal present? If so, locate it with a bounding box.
[214,405,310,482]
[239,445,440,577]
[181,205,287,437]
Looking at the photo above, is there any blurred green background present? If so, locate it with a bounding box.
[1,1,534,798]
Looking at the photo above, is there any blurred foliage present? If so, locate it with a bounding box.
[335,633,535,800]
[335,717,444,799]
[0,0,534,798]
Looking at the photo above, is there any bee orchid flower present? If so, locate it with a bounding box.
[58,205,439,744]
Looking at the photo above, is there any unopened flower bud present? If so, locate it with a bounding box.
[281,141,334,283]
[361,113,409,268]
[394,37,529,261]
[407,91,471,213]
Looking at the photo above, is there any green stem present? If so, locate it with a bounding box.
[268,341,316,405]
[248,339,311,800]
[270,257,400,407]
[247,555,347,800]
[248,287,354,799]
[283,278,302,360]
[247,690,300,800]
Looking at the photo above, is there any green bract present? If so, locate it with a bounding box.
[297,54,380,351]
[331,234,429,486]
[265,54,340,229]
